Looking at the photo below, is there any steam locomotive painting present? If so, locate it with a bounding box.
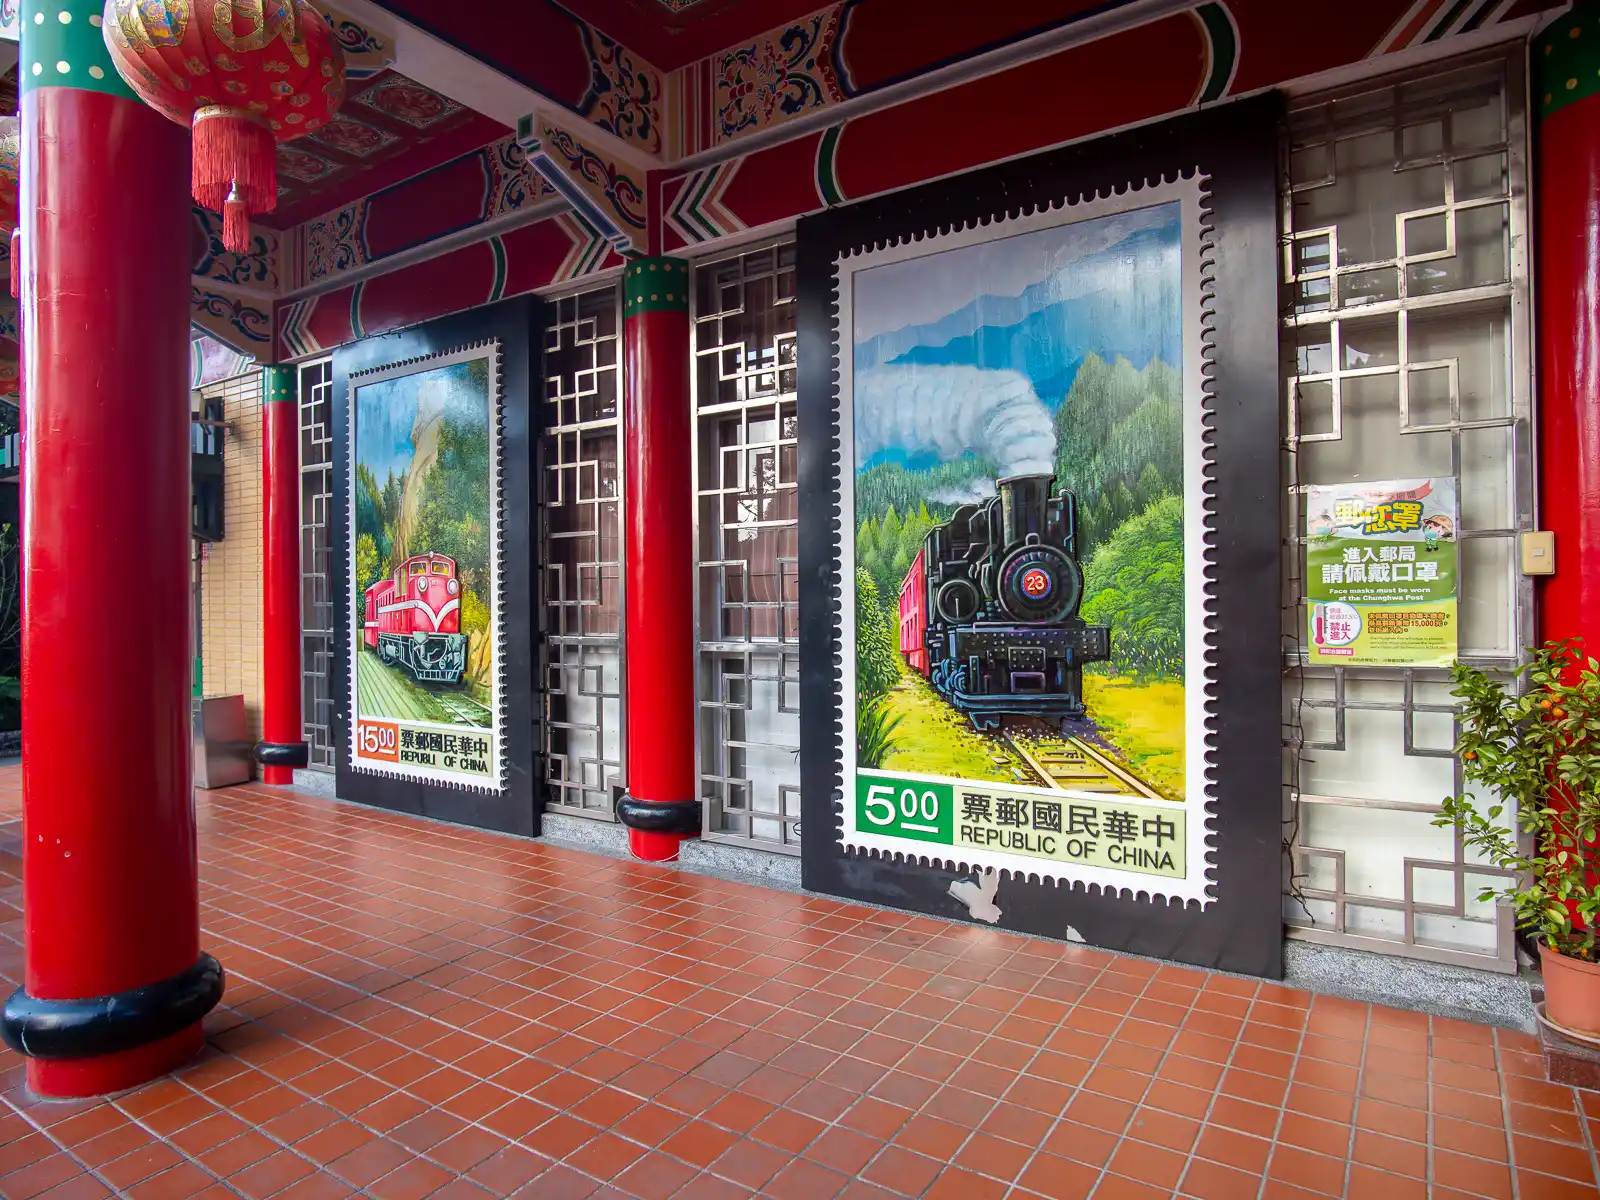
[363,551,468,684]
[899,473,1111,732]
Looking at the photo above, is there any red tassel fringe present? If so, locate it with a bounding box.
[222,199,251,257]
[8,229,16,301]
[192,112,275,253]
[191,113,275,210]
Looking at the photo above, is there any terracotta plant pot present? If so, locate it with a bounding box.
[1540,942,1600,1039]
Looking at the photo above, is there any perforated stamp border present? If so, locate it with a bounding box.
[345,339,508,795]
[824,174,1219,908]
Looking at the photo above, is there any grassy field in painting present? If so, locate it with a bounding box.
[1083,674,1185,801]
[356,648,491,728]
[877,670,1033,783]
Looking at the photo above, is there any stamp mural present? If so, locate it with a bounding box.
[349,344,501,787]
[837,182,1211,902]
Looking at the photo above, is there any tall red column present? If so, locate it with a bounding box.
[618,257,699,861]
[257,366,307,784]
[1537,6,1600,652]
[0,1,221,1098]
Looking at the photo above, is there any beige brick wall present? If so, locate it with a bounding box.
[198,371,264,750]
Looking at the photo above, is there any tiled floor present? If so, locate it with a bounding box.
[0,771,1595,1199]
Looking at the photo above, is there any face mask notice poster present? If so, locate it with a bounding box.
[1304,478,1458,668]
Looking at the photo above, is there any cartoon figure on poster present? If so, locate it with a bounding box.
[349,345,502,787]
[838,181,1211,903]
[1305,478,1458,667]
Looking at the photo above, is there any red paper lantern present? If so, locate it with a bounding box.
[101,0,346,253]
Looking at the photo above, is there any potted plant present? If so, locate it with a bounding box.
[1435,639,1600,1039]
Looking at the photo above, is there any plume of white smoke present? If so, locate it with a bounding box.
[928,478,998,506]
[853,364,1056,480]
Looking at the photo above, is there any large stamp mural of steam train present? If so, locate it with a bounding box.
[363,551,469,684]
[899,474,1111,732]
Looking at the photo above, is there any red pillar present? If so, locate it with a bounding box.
[1537,7,1600,651]
[257,366,307,784]
[0,4,221,1097]
[618,257,699,861]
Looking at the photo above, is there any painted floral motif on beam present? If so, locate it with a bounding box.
[191,205,279,290]
[578,26,663,156]
[305,198,369,282]
[354,75,463,129]
[484,137,550,218]
[538,122,647,233]
[323,6,392,79]
[191,286,272,348]
[717,9,844,143]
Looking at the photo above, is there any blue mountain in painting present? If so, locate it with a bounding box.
[854,223,1180,407]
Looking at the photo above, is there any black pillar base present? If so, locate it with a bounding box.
[615,796,702,836]
[1,953,225,1060]
[254,741,309,769]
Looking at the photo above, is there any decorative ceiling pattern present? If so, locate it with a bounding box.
[266,68,508,229]
[559,0,830,69]
[371,0,667,152]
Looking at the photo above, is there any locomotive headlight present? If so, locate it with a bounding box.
[448,578,459,596]
[417,577,428,596]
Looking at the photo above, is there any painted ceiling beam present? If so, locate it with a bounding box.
[672,0,1196,171]
[330,0,660,173]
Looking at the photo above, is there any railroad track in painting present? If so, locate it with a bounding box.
[356,650,492,728]
[432,691,493,728]
[1003,719,1164,800]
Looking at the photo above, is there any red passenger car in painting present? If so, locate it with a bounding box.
[363,552,469,684]
[899,546,929,677]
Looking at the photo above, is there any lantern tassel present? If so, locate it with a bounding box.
[222,192,251,257]
[191,107,275,255]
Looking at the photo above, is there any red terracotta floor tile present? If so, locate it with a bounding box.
[0,774,1591,1200]
[1180,1156,1262,1200]
[1434,1149,1515,1200]
[1014,1150,1097,1200]
[1516,1169,1600,1200]
[708,1136,791,1190]
[0,1155,90,1200]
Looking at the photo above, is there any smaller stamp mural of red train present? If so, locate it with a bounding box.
[363,551,468,684]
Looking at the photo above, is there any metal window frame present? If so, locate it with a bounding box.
[538,279,628,819]
[297,357,336,772]
[1281,48,1534,972]
[688,234,802,854]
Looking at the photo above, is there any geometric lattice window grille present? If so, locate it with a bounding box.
[1281,52,1534,972]
[539,285,626,819]
[690,240,801,853]
[298,358,336,772]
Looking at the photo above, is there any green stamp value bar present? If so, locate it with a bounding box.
[855,774,954,845]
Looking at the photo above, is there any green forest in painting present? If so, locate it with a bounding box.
[354,357,493,702]
[852,354,1187,796]
[854,353,1184,682]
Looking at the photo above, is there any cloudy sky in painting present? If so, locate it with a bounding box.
[850,203,1178,345]
[356,360,481,482]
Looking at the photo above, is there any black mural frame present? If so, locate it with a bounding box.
[796,94,1285,977]
[331,295,544,837]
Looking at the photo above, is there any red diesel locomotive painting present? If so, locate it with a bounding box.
[363,551,469,684]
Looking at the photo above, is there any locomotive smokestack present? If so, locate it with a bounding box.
[998,474,1052,546]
